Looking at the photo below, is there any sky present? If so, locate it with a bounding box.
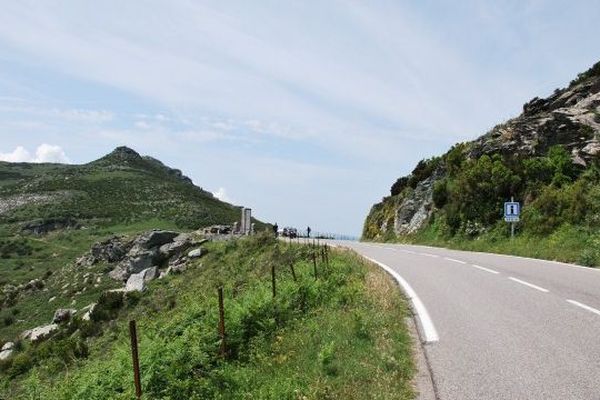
[0,1,599,236]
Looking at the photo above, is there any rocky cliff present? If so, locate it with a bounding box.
[363,61,600,241]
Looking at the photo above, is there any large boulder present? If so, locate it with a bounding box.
[159,234,194,259]
[52,308,77,324]
[21,323,59,341]
[125,267,158,292]
[109,248,158,281]
[135,230,179,250]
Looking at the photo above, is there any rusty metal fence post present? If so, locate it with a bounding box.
[129,320,142,400]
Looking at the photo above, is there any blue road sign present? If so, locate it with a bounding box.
[504,201,520,222]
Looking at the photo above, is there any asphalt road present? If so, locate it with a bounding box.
[327,240,600,400]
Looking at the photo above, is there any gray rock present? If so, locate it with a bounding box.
[109,248,158,281]
[21,323,59,341]
[81,303,96,321]
[135,230,179,250]
[90,236,131,263]
[159,237,193,259]
[125,267,158,292]
[394,173,438,235]
[187,248,204,259]
[582,140,600,156]
[2,342,14,351]
[0,349,13,360]
[53,308,77,323]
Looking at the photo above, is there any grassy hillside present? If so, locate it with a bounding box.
[0,147,268,344]
[1,235,415,399]
[364,61,600,266]
[0,146,246,230]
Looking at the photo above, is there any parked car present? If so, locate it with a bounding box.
[282,227,298,238]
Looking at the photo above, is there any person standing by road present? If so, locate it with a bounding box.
[273,223,279,237]
[307,226,311,238]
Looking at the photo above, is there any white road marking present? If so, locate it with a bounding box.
[444,257,467,264]
[363,255,439,343]
[508,277,549,293]
[398,249,416,254]
[420,253,440,258]
[471,264,500,274]
[566,299,600,316]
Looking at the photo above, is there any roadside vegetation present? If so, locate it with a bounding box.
[365,145,600,267]
[1,234,415,399]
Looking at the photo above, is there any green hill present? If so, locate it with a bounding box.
[0,146,245,230]
[363,61,600,266]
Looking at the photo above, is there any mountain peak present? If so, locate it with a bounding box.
[90,146,143,167]
[107,146,142,160]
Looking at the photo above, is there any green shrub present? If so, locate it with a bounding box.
[579,248,598,267]
[2,315,15,327]
[432,180,448,208]
[90,291,124,322]
[390,176,409,196]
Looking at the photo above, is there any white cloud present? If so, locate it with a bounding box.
[212,187,232,203]
[0,146,32,162]
[34,144,70,163]
[0,144,70,163]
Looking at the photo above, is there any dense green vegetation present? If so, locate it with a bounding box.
[365,145,600,266]
[1,235,415,399]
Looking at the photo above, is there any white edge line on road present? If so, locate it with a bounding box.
[363,255,439,343]
[471,264,500,274]
[444,257,466,264]
[383,242,595,272]
[566,299,600,316]
[508,277,549,293]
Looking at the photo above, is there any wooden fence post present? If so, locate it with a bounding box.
[129,320,142,400]
[271,263,277,297]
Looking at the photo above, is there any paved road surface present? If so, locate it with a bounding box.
[326,240,600,400]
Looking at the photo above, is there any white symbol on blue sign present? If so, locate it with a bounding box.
[504,202,520,222]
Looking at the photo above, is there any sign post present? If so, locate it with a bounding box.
[504,197,520,239]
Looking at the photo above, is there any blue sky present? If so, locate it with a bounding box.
[1,1,599,235]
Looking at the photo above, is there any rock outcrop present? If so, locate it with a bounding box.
[21,217,81,235]
[21,323,59,342]
[394,173,439,235]
[125,267,158,292]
